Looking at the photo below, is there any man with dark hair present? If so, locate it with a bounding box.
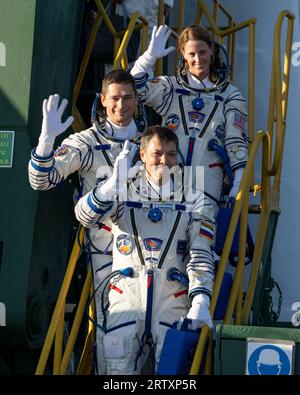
[75,126,215,374]
[28,68,145,374]
[101,68,137,96]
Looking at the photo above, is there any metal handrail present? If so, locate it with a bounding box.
[267,11,294,179]
[190,130,269,375]
[36,3,294,377]
[242,11,294,325]
[196,0,256,148]
[190,9,294,375]
[36,1,148,375]
[72,0,148,132]
[113,13,148,70]
[35,226,85,375]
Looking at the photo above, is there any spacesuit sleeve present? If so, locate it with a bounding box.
[74,186,119,228]
[28,131,93,191]
[131,59,174,116]
[186,197,216,301]
[223,85,248,173]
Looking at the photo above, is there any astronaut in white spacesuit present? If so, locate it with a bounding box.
[28,69,145,374]
[130,25,248,219]
[75,126,215,374]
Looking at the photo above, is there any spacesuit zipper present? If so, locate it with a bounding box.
[198,102,219,137]
[130,208,145,265]
[158,211,182,269]
[91,129,113,168]
[178,95,189,136]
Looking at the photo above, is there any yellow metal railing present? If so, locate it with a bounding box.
[72,0,148,132]
[190,9,294,375]
[242,10,295,324]
[35,1,150,376]
[35,226,87,375]
[190,130,269,375]
[197,0,256,151]
[36,2,294,377]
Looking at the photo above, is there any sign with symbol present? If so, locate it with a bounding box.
[0,131,15,168]
[246,337,295,375]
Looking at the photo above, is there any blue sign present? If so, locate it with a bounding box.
[247,344,291,375]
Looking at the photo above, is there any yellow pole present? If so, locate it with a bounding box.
[190,325,210,375]
[35,226,85,375]
[234,186,250,326]
[248,21,256,189]
[73,12,102,105]
[53,310,64,375]
[60,268,93,375]
[242,133,270,324]
[155,0,165,76]
[177,0,185,35]
[212,0,219,41]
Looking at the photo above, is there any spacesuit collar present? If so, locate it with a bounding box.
[177,70,221,94]
[145,175,174,200]
[106,118,137,140]
[95,119,140,144]
[187,72,216,90]
[129,167,185,203]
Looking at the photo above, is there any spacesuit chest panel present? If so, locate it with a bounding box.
[111,207,190,273]
[163,90,226,168]
[80,134,123,195]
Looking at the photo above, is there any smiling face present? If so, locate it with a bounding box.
[140,135,178,185]
[181,39,213,80]
[101,82,137,126]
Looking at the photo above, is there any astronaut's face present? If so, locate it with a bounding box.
[101,82,137,126]
[140,136,178,185]
[181,39,213,80]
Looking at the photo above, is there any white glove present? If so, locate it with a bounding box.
[128,160,142,178]
[36,94,74,157]
[130,25,175,77]
[96,140,138,200]
[186,294,213,330]
[147,25,175,61]
[229,167,244,198]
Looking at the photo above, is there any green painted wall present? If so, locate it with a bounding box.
[0,0,83,355]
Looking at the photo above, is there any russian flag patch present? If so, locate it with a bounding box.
[199,222,214,240]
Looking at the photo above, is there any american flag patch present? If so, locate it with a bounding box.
[199,222,214,240]
[233,113,247,131]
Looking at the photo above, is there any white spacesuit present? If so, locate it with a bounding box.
[29,119,141,270]
[131,26,248,219]
[28,89,144,374]
[75,137,215,374]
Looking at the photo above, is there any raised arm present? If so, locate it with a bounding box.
[75,140,137,228]
[28,94,89,191]
[224,86,248,199]
[185,195,216,330]
[130,26,176,115]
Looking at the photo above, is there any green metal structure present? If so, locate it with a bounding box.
[215,325,300,375]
